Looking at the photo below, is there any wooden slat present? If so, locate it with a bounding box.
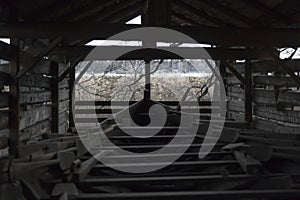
[20,105,51,130]
[253,118,300,134]
[20,90,51,104]
[19,119,51,142]
[0,71,9,89]
[227,100,245,113]
[0,111,8,130]
[227,111,245,121]
[75,101,213,107]
[20,74,51,89]
[254,105,300,124]
[253,76,299,87]
[0,92,9,108]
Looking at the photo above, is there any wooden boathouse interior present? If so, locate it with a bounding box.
[1,0,300,199]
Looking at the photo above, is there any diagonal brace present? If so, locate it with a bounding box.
[58,56,83,82]
[223,61,246,85]
[16,37,62,78]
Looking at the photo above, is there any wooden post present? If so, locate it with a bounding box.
[142,0,171,27]
[51,61,59,133]
[69,61,76,132]
[9,38,20,157]
[244,59,252,122]
[144,59,151,100]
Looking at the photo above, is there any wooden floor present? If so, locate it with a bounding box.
[3,117,300,200]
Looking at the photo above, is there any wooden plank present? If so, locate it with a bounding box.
[20,119,51,142]
[0,111,8,130]
[59,100,69,112]
[253,118,300,134]
[227,111,245,121]
[20,105,51,130]
[20,90,51,104]
[0,71,9,90]
[278,90,300,107]
[0,92,9,108]
[16,37,62,78]
[1,23,300,46]
[253,76,299,87]
[75,190,300,199]
[20,74,51,89]
[59,89,69,101]
[227,86,244,99]
[254,105,300,124]
[227,100,245,113]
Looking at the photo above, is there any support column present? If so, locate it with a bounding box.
[244,59,252,122]
[142,0,171,26]
[144,59,151,100]
[69,62,76,132]
[9,38,20,157]
[51,61,59,133]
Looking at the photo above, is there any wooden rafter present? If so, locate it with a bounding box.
[58,0,111,21]
[24,0,77,21]
[103,1,143,23]
[16,37,62,78]
[172,12,202,26]
[83,0,141,22]
[243,0,293,25]
[173,0,227,27]
[200,0,260,27]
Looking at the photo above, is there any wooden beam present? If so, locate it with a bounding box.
[51,46,274,60]
[24,0,76,21]
[242,0,294,25]
[69,59,76,131]
[173,0,227,27]
[142,0,171,26]
[223,61,246,85]
[16,37,62,78]
[244,59,252,122]
[59,0,111,21]
[172,12,202,26]
[9,38,20,157]
[51,61,59,134]
[85,0,141,22]
[1,23,299,47]
[200,0,260,27]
